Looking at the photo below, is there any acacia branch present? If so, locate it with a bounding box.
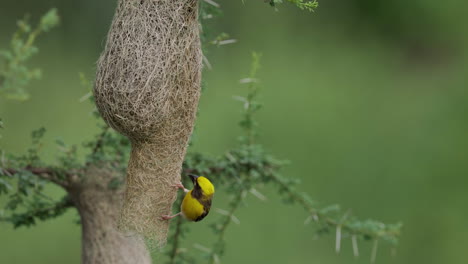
[168,207,184,264]
[184,162,400,245]
[2,166,75,188]
[268,172,400,242]
[0,195,74,227]
[209,190,243,264]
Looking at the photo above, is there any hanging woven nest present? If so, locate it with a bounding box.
[93,0,202,246]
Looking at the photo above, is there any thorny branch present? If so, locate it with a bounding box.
[0,195,74,227]
[1,166,76,188]
[209,190,243,264]
[165,52,400,263]
[168,196,185,264]
[269,172,401,242]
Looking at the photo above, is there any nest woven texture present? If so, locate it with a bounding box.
[94,0,202,246]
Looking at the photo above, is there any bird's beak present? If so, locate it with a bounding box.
[188,174,199,184]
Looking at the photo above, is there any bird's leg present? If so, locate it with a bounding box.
[160,212,182,221]
[172,182,189,193]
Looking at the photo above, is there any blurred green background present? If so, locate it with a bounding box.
[1,0,467,263]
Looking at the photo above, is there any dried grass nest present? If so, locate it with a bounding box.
[93,0,202,246]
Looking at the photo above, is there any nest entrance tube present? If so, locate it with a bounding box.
[93,0,202,246]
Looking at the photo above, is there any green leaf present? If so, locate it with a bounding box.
[0,178,13,194]
[31,127,46,142]
[39,8,60,32]
[0,9,59,101]
[268,0,318,12]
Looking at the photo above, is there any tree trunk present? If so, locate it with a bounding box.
[70,166,151,264]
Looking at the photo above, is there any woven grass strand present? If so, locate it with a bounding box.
[93,0,202,246]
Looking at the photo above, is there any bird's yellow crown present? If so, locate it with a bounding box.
[196,176,215,196]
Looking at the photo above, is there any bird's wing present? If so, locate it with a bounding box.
[194,198,212,222]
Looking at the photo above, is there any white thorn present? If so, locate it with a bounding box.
[193,243,211,253]
[203,55,212,70]
[312,214,319,222]
[78,91,92,102]
[352,235,359,257]
[214,208,230,216]
[203,14,213,19]
[370,239,379,264]
[232,95,247,103]
[213,39,237,46]
[335,225,342,253]
[250,188,267,201]
[213,254,220,264]
[230,215,240,225]
[203,0,220,8]
[215,208,240,224]
[239,77,258,84]
[225,152,236,163]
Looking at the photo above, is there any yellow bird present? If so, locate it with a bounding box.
[161,174,215,222]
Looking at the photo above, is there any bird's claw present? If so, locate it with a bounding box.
[172,182,185,189]
[160,215,172,221]
[160,212,181,221]
[172,182,189,193]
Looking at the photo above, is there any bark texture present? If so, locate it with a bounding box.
[69,166,151,264]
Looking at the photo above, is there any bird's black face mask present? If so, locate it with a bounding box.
[188,174,199,185]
